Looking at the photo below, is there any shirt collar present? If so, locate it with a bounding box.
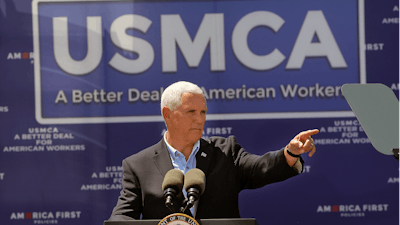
[163,131,200,160]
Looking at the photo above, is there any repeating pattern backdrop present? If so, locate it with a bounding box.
[0,0,398,224]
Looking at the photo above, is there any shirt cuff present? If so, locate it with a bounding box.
[292,159,302,174]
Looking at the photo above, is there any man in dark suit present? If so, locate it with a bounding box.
[109,81,318,220]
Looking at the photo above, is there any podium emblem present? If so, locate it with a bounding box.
[158,213,199,225]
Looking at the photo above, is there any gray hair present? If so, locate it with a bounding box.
[161,81,204,113]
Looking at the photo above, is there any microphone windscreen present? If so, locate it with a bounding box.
[184,168,205,194]
[162,169,184,191]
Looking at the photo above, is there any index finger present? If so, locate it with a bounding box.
[299,129,319,139]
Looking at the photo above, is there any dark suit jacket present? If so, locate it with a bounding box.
[109,135,302,220]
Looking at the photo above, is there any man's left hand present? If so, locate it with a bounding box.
[287,129,319,157]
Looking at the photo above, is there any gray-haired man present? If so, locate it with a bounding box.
[109,81,318,220]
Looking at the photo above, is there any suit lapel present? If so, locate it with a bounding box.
[196,138,213,176]
[153,139,174,177]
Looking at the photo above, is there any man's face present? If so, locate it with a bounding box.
[167,93,207,144]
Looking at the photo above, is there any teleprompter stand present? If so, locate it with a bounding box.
[392,148,399,160]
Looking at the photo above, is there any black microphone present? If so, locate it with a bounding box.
[183,168,205,213]
[162,169,184,213]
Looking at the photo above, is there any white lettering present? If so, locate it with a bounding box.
[387,177,399,183]
[33,212,54,219]
[13,52,21,59]
[382,18,399,24]
[36,140,52,145]
[109,14,154,74]
[314,138,351,145]
[351,138,371,144]
[28,127,59,133]
[286,11,347,69]
[10,212,25,219]
[390,83,399,90]
[334,120,359,126]
[0,106,9,112]
[304,165,311,173]
[46,145,85,151]
[80,183,122,190]
[362,204,389,211]
[232,11,285,70]
[206,127,233,135]
[53,133,74,139]
[99,172,123,178]
[48,12,348,74]
[366,43,384,51]
[72,89,123,103]
[339,205,361,212]
[280,83,341,98]
[106,166,123,172]
[161,14,225,72]
[128,88,163,102]
[53,16,102,75]
[55,211,81,219]
[55,90,68,103]
[7,52,14,60]
[3,146,45,152]
[317,205,331,212]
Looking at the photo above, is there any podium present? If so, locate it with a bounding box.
[104,218,259,225]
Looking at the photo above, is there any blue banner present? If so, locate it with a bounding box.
[0,0,398,225]
[34,0,361,123]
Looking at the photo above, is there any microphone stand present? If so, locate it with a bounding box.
[182,188,200,213]
[164,188,178,213]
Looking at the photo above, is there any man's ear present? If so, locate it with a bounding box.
[162,107,170,120]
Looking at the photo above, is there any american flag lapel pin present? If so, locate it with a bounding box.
[201,152,207,157]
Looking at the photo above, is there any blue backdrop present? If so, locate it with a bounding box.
[0,0,398,224]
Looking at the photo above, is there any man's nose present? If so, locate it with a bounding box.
[194,113,205,123]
